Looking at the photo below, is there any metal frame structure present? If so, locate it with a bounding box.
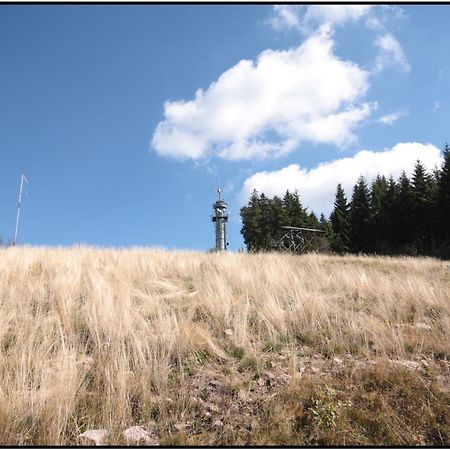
[272,226,326,253]
[212,188,229,251]
[13,174,28,246]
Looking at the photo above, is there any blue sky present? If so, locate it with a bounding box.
[0,5,448,250]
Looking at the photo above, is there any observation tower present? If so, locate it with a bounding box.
[212,188,229,251]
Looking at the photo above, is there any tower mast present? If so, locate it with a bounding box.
[13,174,28,246]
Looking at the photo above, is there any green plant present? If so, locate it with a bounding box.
[230,345,245,360]
[310,386,351,430]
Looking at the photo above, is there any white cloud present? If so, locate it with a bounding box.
[374,33,410,73]
[269,5,301,31]
[223,179,235,194]
[269,6,410,75]
[152,29,372,161]
[239,142,443,216]
[302,5,373,28]
[269,5,372,32]
[366,6,407,31]
[378,111,407,125]
[433,101,440,111]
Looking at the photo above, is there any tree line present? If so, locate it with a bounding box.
[240,144,450,259]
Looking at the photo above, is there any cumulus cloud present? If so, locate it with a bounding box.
[152,29,372,161]
[374,33,410,73]
[378,111,407,125]
[302,5,373,28]
[269,6,409,75]
[269,5,372,32]
[366,6,407,31]
[270,5,301,31]
[239,142,443,216]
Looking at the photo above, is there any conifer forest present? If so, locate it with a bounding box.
[240,144,450,259]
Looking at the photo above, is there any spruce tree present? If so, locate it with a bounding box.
[437,143,450,249]
[429,168,439,253]
[384,176,398,252]
[394,171,415,253]
[319,213,332,233]
[240,190,262,252]
[269,195,288,248]
[258,193,273,251]
[283,190,308,228]
[350,176,371,253]
[330,183,351,253]
[307,211,321,229]
[303,211,320,251]
[316,213,332,253]
[411,161,434,254]
[370,175,389,253]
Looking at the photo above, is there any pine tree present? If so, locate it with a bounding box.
[316,213,332,253]
[350,176,371,253]
[307,211,321,229]
[411,161,435,254]
[330,183,351,253]
[318,213,330,232]
[393,171,415,254]
[384,176,398,252]
[437,143,450,250]
[428,168,439,253]
[240,190,262,252]
[302,211,320,251]
[269,195,288,247]
[283,190,308,228]
[370,175,389,253]
[258,193,273,251]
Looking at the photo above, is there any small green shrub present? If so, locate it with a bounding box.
[229,345,245,360]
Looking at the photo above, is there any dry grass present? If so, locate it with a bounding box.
[0,246,449,445]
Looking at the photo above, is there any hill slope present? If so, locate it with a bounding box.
[0,247,449,445]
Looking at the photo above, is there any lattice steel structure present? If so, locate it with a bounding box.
[13,174,28,246]
[212,188,229,251]
[272,226,326,253]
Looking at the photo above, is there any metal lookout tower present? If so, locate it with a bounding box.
[212,188,229,251]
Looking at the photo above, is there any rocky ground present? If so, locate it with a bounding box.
[79,348,450,446]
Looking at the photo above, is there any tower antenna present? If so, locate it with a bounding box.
[13,174,28,246]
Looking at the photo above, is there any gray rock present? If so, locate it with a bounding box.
[122,426,159,445]
[388,359,420,371]
[207,402,220,413]
[238,389,247,401]
[79,429,109,446]
[415,323,432,331]
[173,423,186,432]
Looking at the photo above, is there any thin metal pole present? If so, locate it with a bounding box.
[14,174,27,246]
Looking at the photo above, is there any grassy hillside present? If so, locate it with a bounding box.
[0,247,449,445]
